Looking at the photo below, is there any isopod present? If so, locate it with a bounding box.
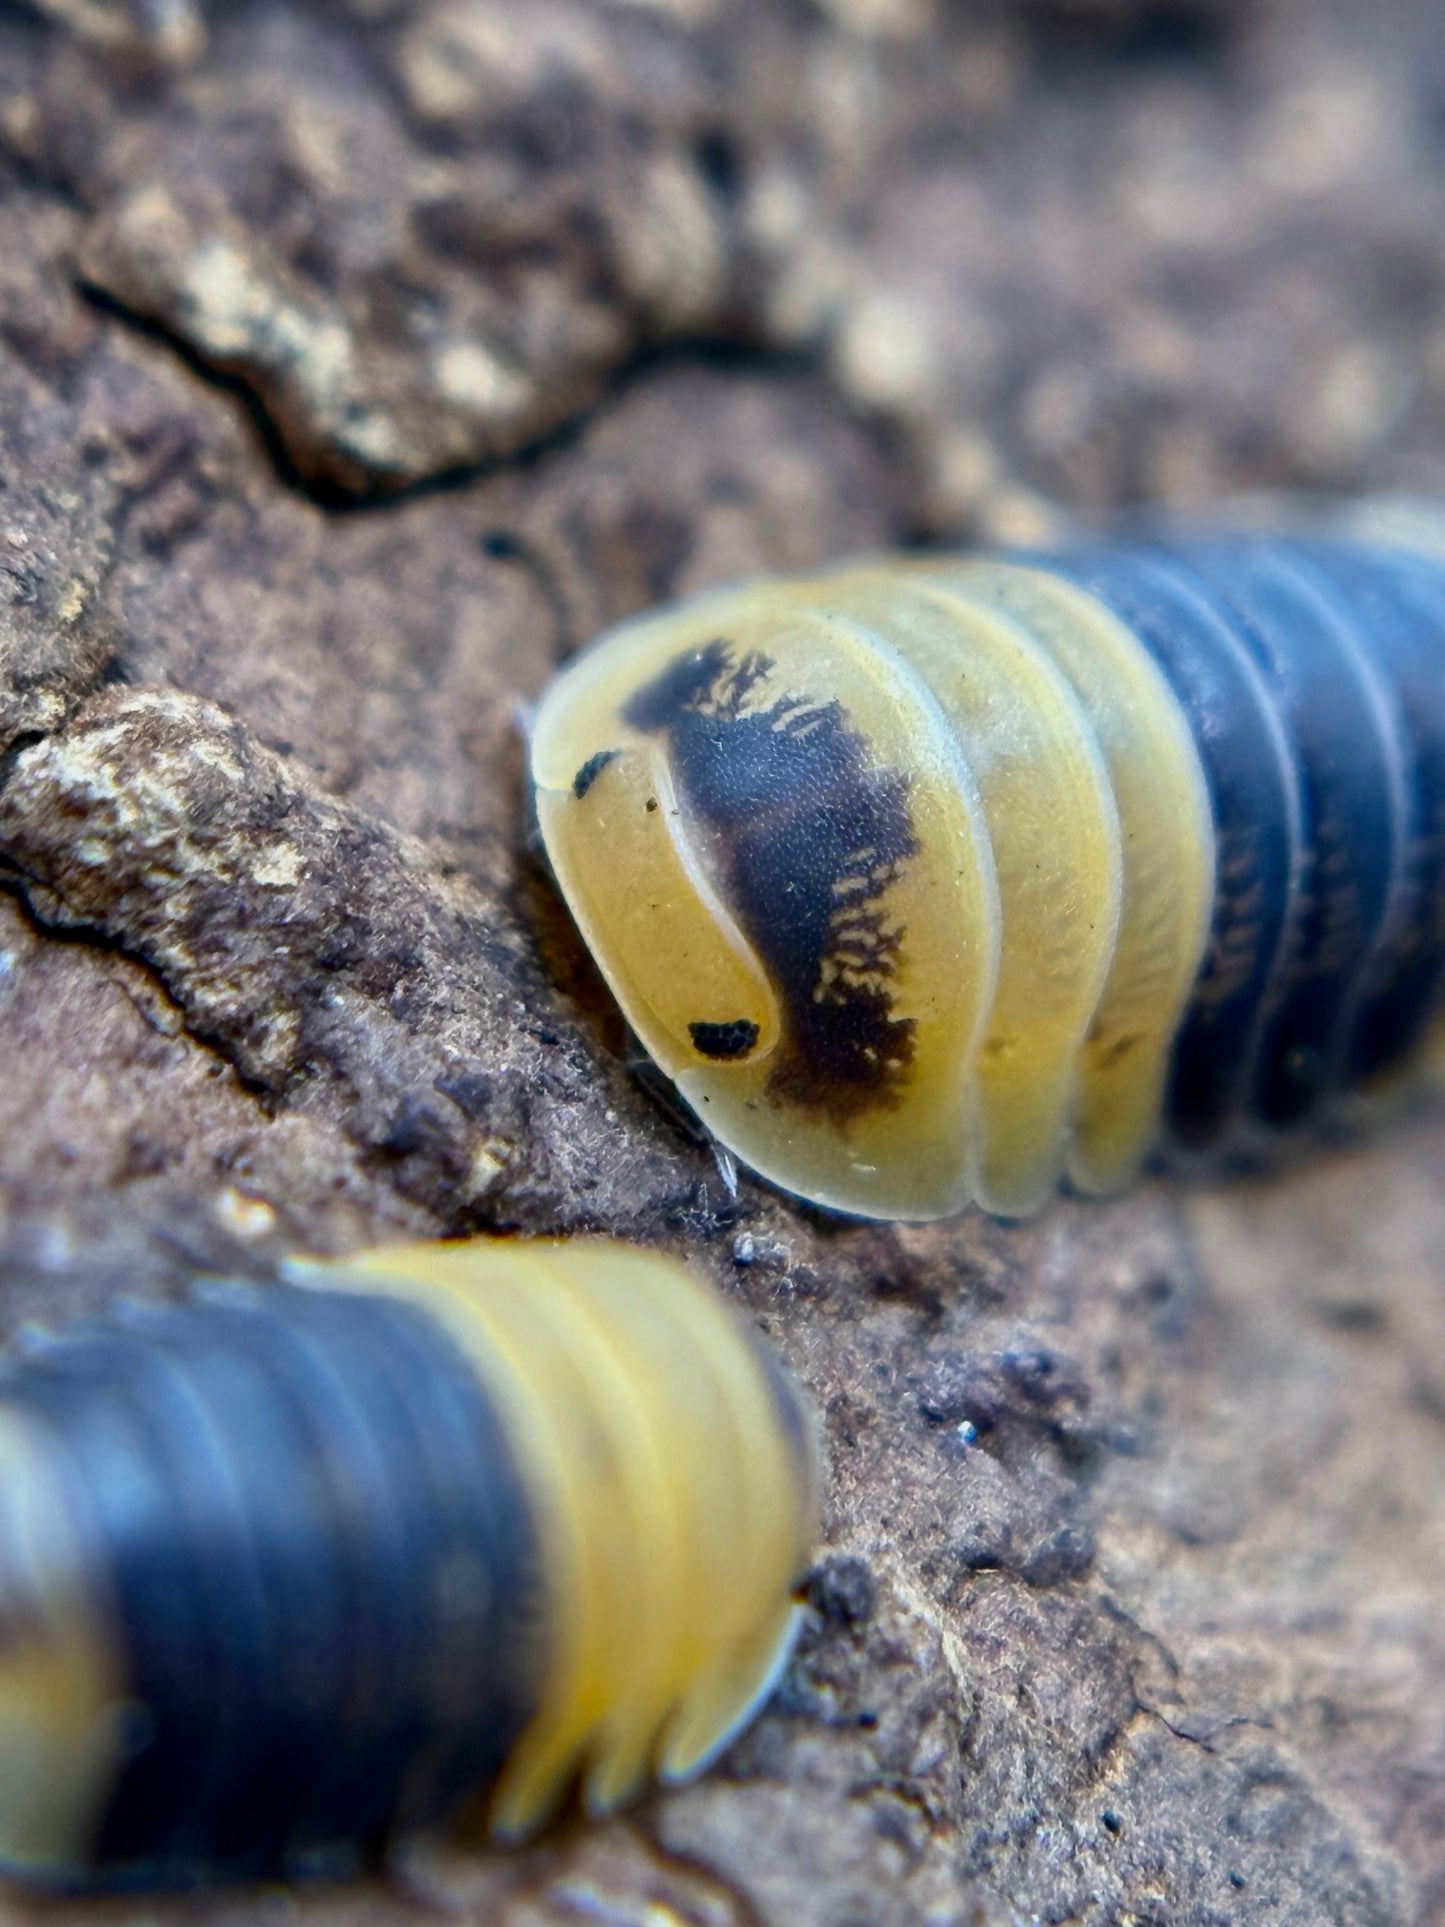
[532,530,1445,1219]
[0,1238,817,1888]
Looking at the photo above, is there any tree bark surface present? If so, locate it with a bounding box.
[2,3,1444,1922]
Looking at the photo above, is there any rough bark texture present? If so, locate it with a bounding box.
[1,2,1444,1923]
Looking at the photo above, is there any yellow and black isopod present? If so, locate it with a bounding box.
[532,529,1445,1220]
[0,1239,817,1889]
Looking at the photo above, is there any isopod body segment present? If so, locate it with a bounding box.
[531,531,1445,1221]
[0,1239,818,1889]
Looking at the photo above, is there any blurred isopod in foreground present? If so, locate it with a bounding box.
[0,1238,817,1889]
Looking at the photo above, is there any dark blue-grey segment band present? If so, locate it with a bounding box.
[1030,544,1306,1149]
[1277,539,1445,1084]
[0,1285,544,1888]
[1158,540,1412,1128]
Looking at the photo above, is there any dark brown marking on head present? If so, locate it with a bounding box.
[623,639,918,1122]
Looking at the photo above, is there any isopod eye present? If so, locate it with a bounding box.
[533,733,782,1080]
[687,1018,761,1060]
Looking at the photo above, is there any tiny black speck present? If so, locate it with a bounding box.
[434,1070,496,1122]
[689,1018,761,1060]
[379,1094,451,1158]
[807,1553,876,1626]
[572,749,618,799]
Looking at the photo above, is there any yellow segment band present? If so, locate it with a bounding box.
[808,566,1124,1215]
[315,1240,815,1835]
[930,561,1216,1193]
